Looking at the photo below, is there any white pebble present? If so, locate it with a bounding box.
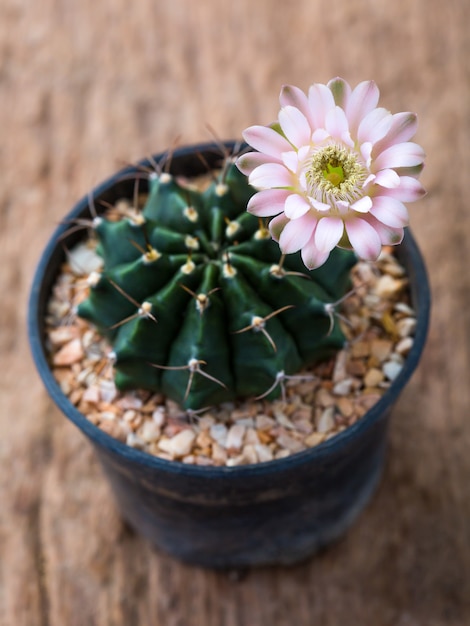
[126,433,146,449]
[276,432,305,453]
[395,337,414,355]
[225,424,246,451]
[332,350,348,382]
[68,242,103,276]
[255,444,274,463]
[273,407,296,430]
[198,414,216,430]
[117,395,143,410]
[383,360,403,381]
[234,417,255,428]
[333,378,354,396]
[397,317,417,338]
[158,429,196,457]
[210,423,228,446]
[317,406,335,433]
[375,274,403,298]
[152,406,166,427]
[140,420,161,442]
[394,302,415,316]
[82,385,100,404]
[255,414,276,430]
[99,380,118,404]
[245,427,261,445]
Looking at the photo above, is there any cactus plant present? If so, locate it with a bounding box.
[77,150,356,410]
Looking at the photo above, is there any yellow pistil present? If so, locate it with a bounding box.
[322,162,345,187]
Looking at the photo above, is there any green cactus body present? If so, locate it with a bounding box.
[78,155,356,409]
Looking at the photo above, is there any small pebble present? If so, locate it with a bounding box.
[397,317,417,338]
[370,339,393,363]
[276,431,305,453]
[99,380,118,403]
[158,429,196,458]
[225,424,246,451]
[49,326,79,346]
[375,275,405,298]
[333,378,354,396]
[256,414,276,430]
[140,420,161,443]
[364,368,384,388]
[305,432,326,447]
[210,423,228,446]
[82,385,100,404]
[255,444,274,463]
[383,360,403,381]
[396,337,414,355]
[68,242,103,275]
[152,407,166,427]
[317,407,335,433]
[53,339,84,366]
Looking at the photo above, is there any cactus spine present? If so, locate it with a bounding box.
[78,147,356,409]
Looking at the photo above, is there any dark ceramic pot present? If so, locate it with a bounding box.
[28,142,431,569]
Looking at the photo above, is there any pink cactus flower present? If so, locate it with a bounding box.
[237,78,425,269]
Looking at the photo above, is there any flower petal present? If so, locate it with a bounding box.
[370,196,409,228]
[345,218,382,260]
[357,107,393,144]
[307,83,335,128]
[278,105,312,147]
[242,125,293,158]
[373,112,418,155]
[280,85,313,125]
[314,217,344,252]
[336,200,351,214]
[249,163,293,189]
[269,212,290,241]
[373,168,401,189]
[346,80,380,134]
[284,193,311,219]
[379,176,426,202]
[364,215,404,246]
[360,142,373,167]
[236,151,281,176]
[325,106,353,146]
[281,150,300,173]
[311,128,330,143]
[350,196,373,213]
[300,235,331,270]
[373,142,425,171]
[247,189,290,217]
[327,77,351,109]
[310,198,332,212]
[279,214,317,254]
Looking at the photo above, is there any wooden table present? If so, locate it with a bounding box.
[1,0,469,624]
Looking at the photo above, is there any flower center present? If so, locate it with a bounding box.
[306,145,366,203]
[322,162,345,187]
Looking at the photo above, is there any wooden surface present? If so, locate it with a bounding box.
[1,0,469,624]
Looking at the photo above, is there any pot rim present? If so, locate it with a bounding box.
[28,140,431,478]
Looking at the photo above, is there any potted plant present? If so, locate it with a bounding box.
[28,78,430,568]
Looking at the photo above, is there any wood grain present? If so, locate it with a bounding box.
[1,0,470,624]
